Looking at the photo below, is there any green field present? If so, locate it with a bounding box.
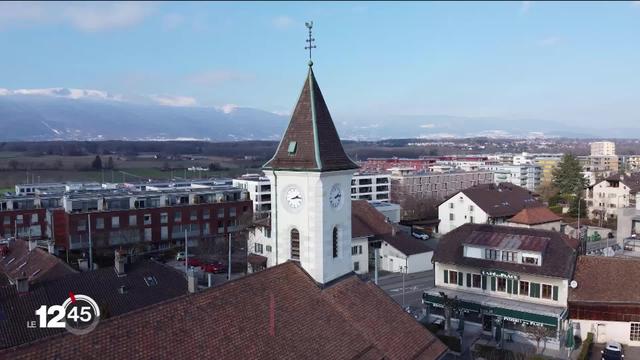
[0,151,263,189]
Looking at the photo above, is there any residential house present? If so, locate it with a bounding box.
[506,207,562,231]
[438,183,541,234]
[425,224,579,350]
[586,173,640,221]
[569,256,640,346]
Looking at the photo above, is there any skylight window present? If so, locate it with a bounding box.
[287,141,297,155]
[144,276,158,287]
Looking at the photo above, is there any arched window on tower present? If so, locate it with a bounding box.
[291,229,300,260]
[332,227,338,258]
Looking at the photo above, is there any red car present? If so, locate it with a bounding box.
[202,261,226,274]
[187,258,203,267]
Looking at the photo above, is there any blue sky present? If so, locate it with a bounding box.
[1,1,639,127]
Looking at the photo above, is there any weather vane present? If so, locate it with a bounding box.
[305,21,316,65]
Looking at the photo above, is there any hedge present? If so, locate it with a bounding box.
[577,332,594,360]
[437,334,461,353]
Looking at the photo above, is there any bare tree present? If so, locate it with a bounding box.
[524,325,556,354]
[439,291,460,336]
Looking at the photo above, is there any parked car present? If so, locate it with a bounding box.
[602,341,624,360]
[187,258,203,267]
[412,231,430,240]
[176,252,195,261]
[202,261,227,274]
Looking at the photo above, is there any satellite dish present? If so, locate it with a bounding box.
[570,280,578,289]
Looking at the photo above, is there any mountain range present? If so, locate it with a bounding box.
[0,87,616,141]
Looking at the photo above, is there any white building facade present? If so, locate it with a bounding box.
[232,175,272,217]
[351,172,390,202]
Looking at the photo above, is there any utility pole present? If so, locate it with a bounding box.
[401,265,406,308]
[184,229,189,275]
[227,233,232,280]
[87,214,93,270]
[374,248,380,285]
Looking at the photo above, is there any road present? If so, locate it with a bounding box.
[377,270,435,308]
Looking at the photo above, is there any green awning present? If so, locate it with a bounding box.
[423,293,558,327]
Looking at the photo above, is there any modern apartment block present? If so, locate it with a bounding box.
[232,174,272,217]
[590,141,616,156]
[479,164,542,192]
[351,172,390,202]
[389,167,494,220]
[49,186,251,253]
[1,181,252,256]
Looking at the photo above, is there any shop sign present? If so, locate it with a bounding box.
[481,269,519,280]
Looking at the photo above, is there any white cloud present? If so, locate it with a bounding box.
[538,36,562,47]
[520,1,532,14]
[272,15,294,29]
[420,123,436,129]
[187,70,254,86]
[271,110,291,116]
[216,104,239,114]
[0,2,153,32]
[149,95,197,107]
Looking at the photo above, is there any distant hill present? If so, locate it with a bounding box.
[0,88,605,141]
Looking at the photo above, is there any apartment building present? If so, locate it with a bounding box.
[590,141,616,156]
[47,186,251,253]
[390,167,494,220]
[480,164,542,192]
[586,173,640,220]
[535,156,562,185]
[425,224,578,350]
[232,174,272,216]
[351,172,390,202]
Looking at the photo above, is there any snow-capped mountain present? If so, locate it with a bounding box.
[0,87,608,141]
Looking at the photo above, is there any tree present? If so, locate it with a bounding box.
[567,196,586,218]
[439,291,460,335]
[552,154,587,196]
[524,325,556,354]
[106,156,115,170]
[91,155,102,170]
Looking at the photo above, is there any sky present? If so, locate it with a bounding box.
[0,1,639,127]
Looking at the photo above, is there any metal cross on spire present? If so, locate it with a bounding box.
[305,21,316,66]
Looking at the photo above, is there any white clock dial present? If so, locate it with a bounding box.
[329,184,342,208]
[286,187,303,208]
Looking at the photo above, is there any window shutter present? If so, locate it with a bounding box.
[490,277,496,291]
[466,273,471,288]
[553,286,559,301]
[507,279,512,294]
[512,280,518,295]
[531,283,540,298]
[444,270,449,284]
[482,275,487,290]
[458,272,463,286]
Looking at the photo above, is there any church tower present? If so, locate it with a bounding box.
[263,25,358,285]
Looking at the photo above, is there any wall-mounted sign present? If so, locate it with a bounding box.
[481,269,520,280]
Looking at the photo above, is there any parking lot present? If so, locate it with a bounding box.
[165,259,245,288]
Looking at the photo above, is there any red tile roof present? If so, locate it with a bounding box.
[2,262,447,360]
[351,200,393,238]
[508,206,562,225]
[263,66,358,172]
[569,256,640,304]
[0,239,76,285]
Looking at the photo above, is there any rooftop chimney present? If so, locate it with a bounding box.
[391,226,396,237]
[28,239,37,252]
[47,241,55,255]
[114,250,126,276]
[15,271,29,293]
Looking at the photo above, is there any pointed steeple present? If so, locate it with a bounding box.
[263,65,358,172]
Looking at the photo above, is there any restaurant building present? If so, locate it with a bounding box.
[424,224,579,349]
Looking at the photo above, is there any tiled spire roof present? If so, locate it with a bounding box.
[263,65,358,172]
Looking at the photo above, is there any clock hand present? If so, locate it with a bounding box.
[291,195,301,200]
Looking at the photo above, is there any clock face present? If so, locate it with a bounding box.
[286,187,303,208]
[329,184,342,209]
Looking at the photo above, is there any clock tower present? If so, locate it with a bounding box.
[263,59,358,285]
